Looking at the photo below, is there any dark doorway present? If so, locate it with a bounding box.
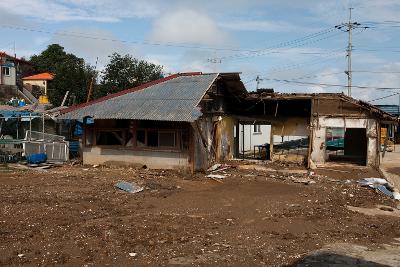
[344,128,367,165]
[326,127,367,165]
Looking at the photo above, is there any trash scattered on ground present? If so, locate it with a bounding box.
[321,168,351,173]
[207,164,222,172]
[358,178,388,186]
[290,176,316,185]
[207,174,226,179]
[358,178,400,200]
[114,181,144,193]
[128,252,137,257]
[7,162,59,171]
[207,163,232,173]
[206,174,226,183]
[17,254,24,258]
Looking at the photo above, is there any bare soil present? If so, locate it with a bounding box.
[0,162,399,266]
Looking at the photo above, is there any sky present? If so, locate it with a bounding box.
[0,0,400,105]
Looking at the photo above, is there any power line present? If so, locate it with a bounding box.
[354,48,400,53]
[352,70,400,74]
[260,77,400,90]
[0,23,258,52]
[242,52,344,83]
[206,27,338,62]
[294,72,345,80]
[215,29,342,62]
[369,92,400,102]
[266,50,345,74]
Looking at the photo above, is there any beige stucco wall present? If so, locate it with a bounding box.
[23,80,47,94]
[83,146,190,170]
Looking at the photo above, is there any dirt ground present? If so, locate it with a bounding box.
[1,161,400,266]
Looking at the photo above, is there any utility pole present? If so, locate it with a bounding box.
[347,7,353,97]
[86,57,98,103]
[256,75,263,90]
[335,8,366,97]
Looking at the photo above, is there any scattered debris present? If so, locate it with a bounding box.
[207,164,222,172]
[128,252,137,257]
[17,254,24,258]
[321,168,351,173]
[290,177,316,185]
[114,181,144,194]
[358,178,388,186]
[358,178,399,200]
[206,174,226,183]
[207,163,232,173]
[7,162,58,171]
[207,174,226,179]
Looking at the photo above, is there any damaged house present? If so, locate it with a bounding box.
[60,72,398,171]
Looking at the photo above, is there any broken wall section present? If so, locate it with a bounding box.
[193,115,236,171]
[311,116,379,167]
[270,117,309,163]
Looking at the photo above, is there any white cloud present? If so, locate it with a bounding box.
[219,19,305,32]
[149,9,232,47]
[0,0,159,22]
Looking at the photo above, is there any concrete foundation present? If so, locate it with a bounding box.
[82,146,190,170]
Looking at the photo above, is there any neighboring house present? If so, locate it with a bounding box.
[0,52,31,86]
[376,105,400,144]
[22,72,54,96]
[60,72,398,171]
[238,124,270,153]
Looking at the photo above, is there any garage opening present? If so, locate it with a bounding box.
[325,127,367,165]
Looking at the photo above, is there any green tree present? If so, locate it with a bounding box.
[97,53,163,97]
[30,44,96,105]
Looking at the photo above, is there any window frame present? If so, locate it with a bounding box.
[135,128,180,150]
[83,119,187,152]
[253,124,262,134]
[2,66,10,76]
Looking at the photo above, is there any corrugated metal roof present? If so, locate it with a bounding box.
[376,105,400,116]
[60,73,218,122]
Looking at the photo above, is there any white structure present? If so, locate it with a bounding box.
[238,124,270,153]
[0,52,31,86]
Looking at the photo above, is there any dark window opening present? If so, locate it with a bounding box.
[147,131,158,147]
[96,131,123,146]
[137,130,146,147]
[136,129,180,149]
[159,132,176,147]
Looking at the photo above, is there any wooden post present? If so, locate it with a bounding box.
[86,77,95,103]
